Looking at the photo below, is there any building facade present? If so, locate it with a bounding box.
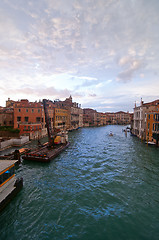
[13,99,46,139]
[0,96,136,140]
[133,99,159,143]
[54,107,69,130]
[146,104,159,145]
[0,108,14,127]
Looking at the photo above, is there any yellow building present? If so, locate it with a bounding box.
[146,105,159,145]
[54,108,69,130]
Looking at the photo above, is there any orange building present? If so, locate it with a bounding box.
[146,104,159,145]
[13,99,45,137]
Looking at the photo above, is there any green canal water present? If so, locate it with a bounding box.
[1,125,159,240]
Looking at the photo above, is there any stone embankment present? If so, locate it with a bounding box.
[0,136,29,151]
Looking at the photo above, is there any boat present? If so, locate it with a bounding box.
[146,141,156,145]
[22,142,70,162]
[22,99,70,163]
[0,160,23,212]
[109,132,113,136]
[0,148,30,163]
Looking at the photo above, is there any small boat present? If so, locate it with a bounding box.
[0,160,23,212]
[146,141,156,145]
[109,132,113,136]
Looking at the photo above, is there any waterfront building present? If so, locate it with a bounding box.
[54,107,69,130]
[70,103,83,130]
[108,113,115,124]
[133,99,159,141]
[100,113,108,126]
[1,96,135,140]
[13,99,47,139]
[0,107,14,127]
[133,99,148,139]
[114,111,131,125]
[70,104,79,130]
[83,108,97,127]
[53,96,83,130]
[105,111,131,125]
[97,112,101,126]
[78,108,83,128]
[6,98,15,108]
[146,103,159,145]
[83,111,92,127]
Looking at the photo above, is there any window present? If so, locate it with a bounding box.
[17,117,21,121]
[36,117,41,122]
[38,109,40,113]
[153,123,159,131]
[18,109,21,112]
[28,126,30,130]
[32,109,34,113]
[26,109,28,113]
[25,117,29,122]
[0,166,15,186]
[24,126,26,130]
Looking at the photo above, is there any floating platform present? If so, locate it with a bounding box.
[22,142,70,162]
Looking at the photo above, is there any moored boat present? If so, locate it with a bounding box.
[0,160,23,212]
[0,148,30,162]
[146,141,156,146]
[22,142,70,162]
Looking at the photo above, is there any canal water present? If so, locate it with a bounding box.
[0,125,159,240]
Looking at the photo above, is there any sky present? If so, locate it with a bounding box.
[0,0,159,113]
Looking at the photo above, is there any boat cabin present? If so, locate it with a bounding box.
[0,161,16,190]
[0,160,23,212]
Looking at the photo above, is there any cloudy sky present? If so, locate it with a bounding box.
[0,0,159,112]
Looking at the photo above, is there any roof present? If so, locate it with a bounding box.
[143,99,159,106]
[0,160,18,173]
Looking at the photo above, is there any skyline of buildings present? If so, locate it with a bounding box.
[0,96,159,146]
[0,96,132,139]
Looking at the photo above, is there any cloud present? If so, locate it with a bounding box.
[0,0,159,112]
[88,93,96,97]
[117,56,144,82]
[3,85,71,99]
[73,75,99,89]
